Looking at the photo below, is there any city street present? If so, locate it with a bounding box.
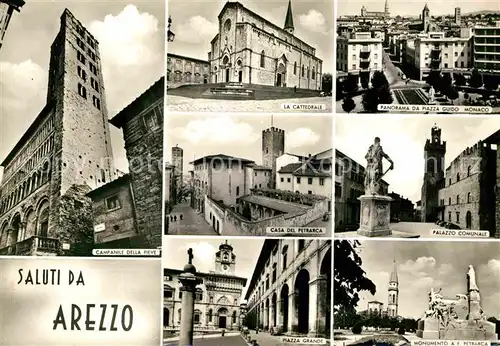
[167,202,218,235]
[167,95,332,113]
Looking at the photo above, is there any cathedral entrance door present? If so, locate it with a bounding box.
[225,69,230,83]
[277,73,282,87]
[219,315,227,328]
[238,70,243,83]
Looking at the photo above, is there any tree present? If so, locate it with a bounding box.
[322,73,332,93]
[454,73,466,87]
[334,240,376,312]
[371,71,390,90]
[426,71,441,90]
[469,69,483,88]
[484,76,499,92]
[344,75,359,94]
[334,307,362,329]
[378,84,394,105]
[336,78,344,100]
[447,87,459,104]
[342,96,356,113]
[361,74,370,89]
[352,323,363,335]
[362,88,379,113]
[58,191,95,256]
[440,73,453,95]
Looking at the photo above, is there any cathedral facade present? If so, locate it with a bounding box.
[208,1,322,90]
[163,242,248,331]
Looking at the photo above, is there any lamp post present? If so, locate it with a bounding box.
[167,15,175,42]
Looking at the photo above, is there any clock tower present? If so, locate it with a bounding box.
[421,124,446,223]
[215,240,236,274]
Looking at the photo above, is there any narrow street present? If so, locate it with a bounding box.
[166,202,218,235]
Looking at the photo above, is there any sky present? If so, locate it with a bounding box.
[335,115,500,204]
[167,0,334,73]
[166,114,333,174]
[162,236,264,299]
[0,258,161,345]
[352,240,500,319]
[337,0,500,17]
[0,0,165,181]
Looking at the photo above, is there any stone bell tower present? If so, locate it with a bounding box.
[387,260,399,317]
[421,124,446,222]
[215,240,236,275]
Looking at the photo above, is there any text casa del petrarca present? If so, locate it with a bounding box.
[17,268,134,331]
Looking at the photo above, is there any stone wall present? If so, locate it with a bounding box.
[90,182,137,244]
[204,195,328,236]
[204,196,225,234]
[122,96,164,248]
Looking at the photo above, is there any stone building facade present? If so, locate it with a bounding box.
[86,174,146,248]
[166,53,210,88]
[208,1,322,90]
[244,239,331,337]
[163,241,247,330]
[0,9,117,255]
[0,0,24,50]
[276,149,332,202]
[485,130,500,238]
[422,125,499,236]
[109,77,164,248]
[436,141,496,232]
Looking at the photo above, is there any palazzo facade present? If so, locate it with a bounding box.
[163,241,248,331]
[244,239,331,337]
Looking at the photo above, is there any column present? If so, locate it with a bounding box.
[288,291,297,333]
[307,277,319,337]
[277,298,284,332]
[178,249,203,346]
[316,274,329,337]
[269,302,274,329]
[264,305,269,330]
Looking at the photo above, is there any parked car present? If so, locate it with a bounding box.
[445,222,461,230]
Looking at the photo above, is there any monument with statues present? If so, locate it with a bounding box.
[357,137,395,237]
[416,265,498,340]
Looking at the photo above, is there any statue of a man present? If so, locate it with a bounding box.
[364,137,394,195]
[467,265,479,291]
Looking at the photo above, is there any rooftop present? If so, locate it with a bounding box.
[86,174,130,199]
[190,154,254,165]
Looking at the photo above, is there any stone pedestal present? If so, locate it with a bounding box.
[357,195,393,237]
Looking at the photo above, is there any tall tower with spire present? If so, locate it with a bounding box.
[387,260,399,317]
[422,3,430,33]
[284,0,294,35]
[384,0,389,17]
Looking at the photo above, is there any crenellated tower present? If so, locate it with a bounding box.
[262,126,285,189]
